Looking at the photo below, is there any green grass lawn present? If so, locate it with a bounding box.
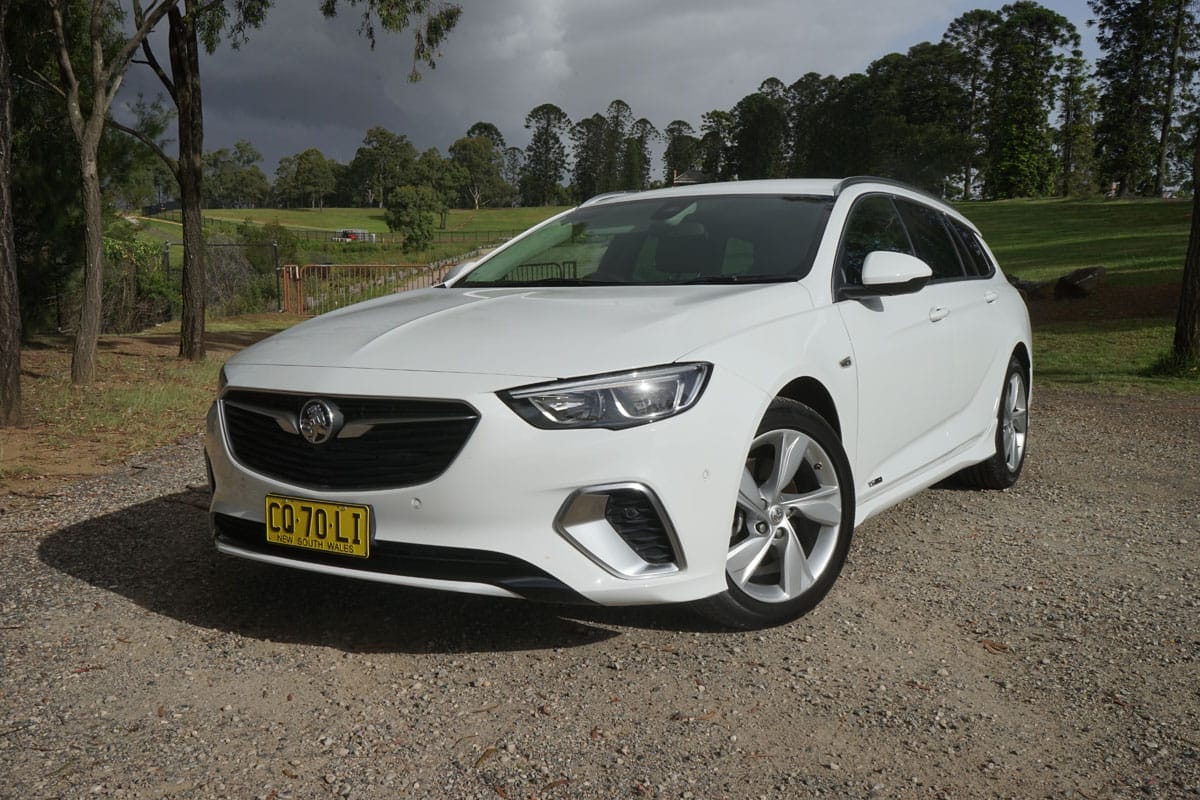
[959,197,1191,286]
[195,206,570,235]
[177,198,1190,288]
[1034,319,1196,390]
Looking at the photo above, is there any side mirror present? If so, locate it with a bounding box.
[842,251,932,299]
[440,260,477,286]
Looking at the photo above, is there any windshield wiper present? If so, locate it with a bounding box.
[679,274,798,285]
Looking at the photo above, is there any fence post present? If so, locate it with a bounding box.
[273,242,281,312]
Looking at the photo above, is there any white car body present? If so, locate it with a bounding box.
[206,178,1031,625]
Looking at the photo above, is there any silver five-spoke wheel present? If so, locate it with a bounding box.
[728,429,843,603]
[1001,370,1028,473]
[693,399,855,629]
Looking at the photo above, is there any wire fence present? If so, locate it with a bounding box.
[147,210,523,246]
[279,263,453,316]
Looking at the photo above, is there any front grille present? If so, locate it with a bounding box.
[222,390,479,491]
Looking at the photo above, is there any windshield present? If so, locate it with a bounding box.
[460,194,833,287]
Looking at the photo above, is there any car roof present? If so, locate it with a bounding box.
[580,177,975,233]
[580,179,843,206]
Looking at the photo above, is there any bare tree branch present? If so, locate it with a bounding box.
[27,67,67,98]
[138,39,177,102]
[107,117,181,181]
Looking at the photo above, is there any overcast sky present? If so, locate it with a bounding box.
[120,0,1096,175]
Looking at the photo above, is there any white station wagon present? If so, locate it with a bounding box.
[205,178,1031,628]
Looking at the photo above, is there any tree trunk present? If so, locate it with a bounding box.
[71,139,105,384]
[171,3,206,361]
[1175,140,1200,362]
[1155,0,1188,198]
[0,0,22,425]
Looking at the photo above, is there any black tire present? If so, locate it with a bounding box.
[959,355,1029,490]
[692,399,855,630]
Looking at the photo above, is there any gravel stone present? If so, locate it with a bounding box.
[1,386,1198,798]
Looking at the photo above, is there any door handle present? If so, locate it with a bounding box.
[929,306,950,322]
[984,290,999,304]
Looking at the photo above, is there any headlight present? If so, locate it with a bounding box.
[500,363,711,430]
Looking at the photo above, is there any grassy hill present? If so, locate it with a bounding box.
[199,206,571,236]
[960,198,1190,287]
[150,197,1190,287]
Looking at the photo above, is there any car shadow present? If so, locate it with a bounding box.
[37,491,715,654]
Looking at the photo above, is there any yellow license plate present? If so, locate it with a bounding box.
[265,494,371,558]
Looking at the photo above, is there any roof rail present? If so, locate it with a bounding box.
[580,190,636,207]
[835,176,949,205]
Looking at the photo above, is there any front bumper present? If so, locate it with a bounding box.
[205,363,766,606]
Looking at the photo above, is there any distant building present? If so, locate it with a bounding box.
[672,169,713,186]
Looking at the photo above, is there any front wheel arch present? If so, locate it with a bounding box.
[691,398,856,629]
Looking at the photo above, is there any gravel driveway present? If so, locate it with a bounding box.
[2,386,1198,799]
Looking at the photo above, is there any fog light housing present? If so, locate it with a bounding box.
[555,484,683,579]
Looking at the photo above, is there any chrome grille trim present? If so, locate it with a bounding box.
[221,389,480,491]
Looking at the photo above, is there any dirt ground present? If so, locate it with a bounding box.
[0,329,268,502]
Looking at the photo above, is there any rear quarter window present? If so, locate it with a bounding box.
[895,199,966,281]
[948,219,997,278]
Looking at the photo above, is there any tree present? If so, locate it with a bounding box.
[786,72,839,176]
[601,99,632,191]
[943,9,1001,197]
[699,109,735,179]
[570,112,607,200]
[449,134,504,209]
[1089,0,1197,196]
[1175,138,1200,365]
[501,146,523,200]
[48,0,181,383]
[273,154,298,207]
[204,140,269,207]
[621,117,659,190]
[662,119,700,184]
[465,120,505,150]
[521,103,570,206]
[7,4,87,340]
[293,148,337,208]
[0,0,19,424]
[413,147,462,227]
[859,42,972,192]
[385,184,440,253]
[791,73,873,177]
[983,2,1078,198]
[1151,0,1197,196]
[115,1,461,363]
[1055,49,1099,196]
[730,92,788,179]
[346,126,416,207]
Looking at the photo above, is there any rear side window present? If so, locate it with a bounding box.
[947,219,996,278]
[895,199,965,281]
[837,195,912,285]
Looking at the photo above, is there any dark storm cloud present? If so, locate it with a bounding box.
[117,0,1094,174]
